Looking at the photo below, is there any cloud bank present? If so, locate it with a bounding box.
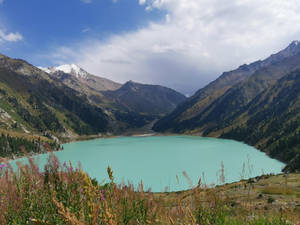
[50,0,300,94]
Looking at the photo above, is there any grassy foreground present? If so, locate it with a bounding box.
[0,154,299,225]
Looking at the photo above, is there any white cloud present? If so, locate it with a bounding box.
[0,0,4,4]
[48,0,300,94]
[139,0,146,5]
[0,29,23,42]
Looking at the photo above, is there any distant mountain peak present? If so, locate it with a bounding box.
[56,64,89,79]
[281,40,300,53]
[39,64,89,79]
[289,40,300,47]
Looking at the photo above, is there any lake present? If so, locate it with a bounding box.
[11,136,285,192]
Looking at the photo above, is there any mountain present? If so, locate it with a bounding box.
[41,64,186,127]
[39,64,122,91]
[0,55,156,145]
[153,41,300,171]
[102,81,186,115]
[41,64,186,116]
[221,71,300,167]
[0,54,186,147]
[0,54,111,138]
[154,41,300,133]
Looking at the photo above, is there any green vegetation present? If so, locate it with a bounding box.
[220,72,300,171]
[0,133,61,158]
[0,63,109,136]
[0,156,299,225]
[154,45,300,172]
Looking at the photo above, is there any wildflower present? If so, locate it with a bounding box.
[0,164,6,169]
[100,190,105,201]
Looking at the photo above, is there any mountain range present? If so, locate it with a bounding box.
[0,41,299,171]
[153,41,300,171]
[0,55,185,144]
[40,64,186,115]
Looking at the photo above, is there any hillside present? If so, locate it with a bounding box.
[220,71,300,166]
[154,41,300,132]
[0,54,110,138]
[153,42,300,171]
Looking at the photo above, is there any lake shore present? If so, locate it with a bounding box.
[2,130,288,174]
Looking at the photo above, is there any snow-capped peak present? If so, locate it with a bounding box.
[55,64,89,79]
[38,64,89,79]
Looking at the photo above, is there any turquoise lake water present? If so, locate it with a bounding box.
[11,136,285,192]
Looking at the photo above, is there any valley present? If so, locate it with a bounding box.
[0,54,186,157]
[0,42,299,225]
[1,1,300,224]
[0,42,299,172]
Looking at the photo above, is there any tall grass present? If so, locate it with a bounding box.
[0,154,296,225]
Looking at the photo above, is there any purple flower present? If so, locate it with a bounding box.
[100,189,105,201]
[100,192,105,201]
[0,164,6,169]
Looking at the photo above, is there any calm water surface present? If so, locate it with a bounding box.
[12,136,284,192]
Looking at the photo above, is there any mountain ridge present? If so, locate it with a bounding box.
[154,41,300,132]
[154,41,300,171]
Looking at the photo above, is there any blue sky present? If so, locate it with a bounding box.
[1,0,300,94]
[0,0,162,64]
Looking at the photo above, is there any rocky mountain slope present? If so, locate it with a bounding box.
[153,41,300,171]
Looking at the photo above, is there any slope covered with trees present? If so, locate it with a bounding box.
[154,42,300,171]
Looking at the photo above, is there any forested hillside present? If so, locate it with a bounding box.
[154,42,300,171]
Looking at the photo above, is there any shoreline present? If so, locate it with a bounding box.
[3,132,287,173]
[2,133,288,195]
[59,132,288,173]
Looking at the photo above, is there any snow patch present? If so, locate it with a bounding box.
[55,64,89,79]
[38,64,89,79]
